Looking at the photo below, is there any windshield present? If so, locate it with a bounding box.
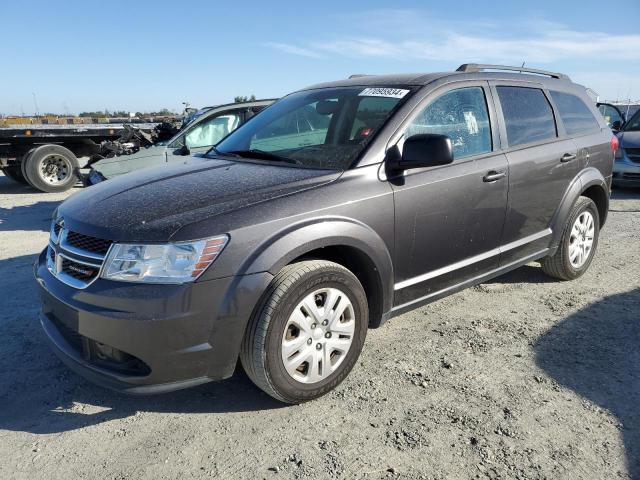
[212,86,413,169]
[624,109,640,132]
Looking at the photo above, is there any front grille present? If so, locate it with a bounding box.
[48,219,113,289]
[625,148,640,164]
[66,231,112,256]
[61,257,100,282]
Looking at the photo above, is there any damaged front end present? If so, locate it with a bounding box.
[84,120,182,186]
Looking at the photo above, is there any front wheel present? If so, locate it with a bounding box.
[240,260,368,403]
[541,196,600,280]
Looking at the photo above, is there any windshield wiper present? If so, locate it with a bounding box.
[224,149,299,164]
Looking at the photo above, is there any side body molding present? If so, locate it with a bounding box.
[239,217,395,320]
[548,167,609,249]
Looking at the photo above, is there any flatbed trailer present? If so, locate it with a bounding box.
[0,123,155,192]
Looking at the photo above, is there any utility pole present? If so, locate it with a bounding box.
[32,92,40,117]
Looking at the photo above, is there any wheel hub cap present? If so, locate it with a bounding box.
[312,327,324,340]
[568,211,595,268]
[39,154,72,184]
[281,287,355,384]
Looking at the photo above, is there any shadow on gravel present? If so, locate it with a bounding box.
[0,369,285,435]
[535,288,640,479]
[0,174,35,194]
[486,264,556,285]
[0,253,285,436]
[0,172,65,232]
[0,200,62,232]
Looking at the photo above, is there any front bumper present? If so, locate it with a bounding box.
[612,157,640,185]
[35,249,272,394]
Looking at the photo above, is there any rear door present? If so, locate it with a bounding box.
[490,83,580,264]
[553,91,613,182]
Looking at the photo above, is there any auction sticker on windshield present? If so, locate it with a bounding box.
[359,88,410,99]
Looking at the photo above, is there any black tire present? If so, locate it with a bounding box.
[541,196,600,280]
[21,149,36,187]
[23,145,79,193]
[240,260,369,404]
[1,165,29,185]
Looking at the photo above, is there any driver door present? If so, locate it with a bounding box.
[390,83,508,307]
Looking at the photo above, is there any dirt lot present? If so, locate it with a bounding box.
[0,172,638,480]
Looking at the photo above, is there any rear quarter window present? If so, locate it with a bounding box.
[496,86,557,147]
[550,91,600,136]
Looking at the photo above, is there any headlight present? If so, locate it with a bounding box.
[101,235,228,284]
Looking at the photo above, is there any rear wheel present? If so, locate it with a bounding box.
[541,196,600,280]
[23,145,79,192]
[240,260,368,403]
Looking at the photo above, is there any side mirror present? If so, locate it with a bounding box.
[176,136,190,156]
[611,120,622,131]
[391,134,454,170]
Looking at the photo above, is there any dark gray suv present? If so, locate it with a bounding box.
[35,64,616,403]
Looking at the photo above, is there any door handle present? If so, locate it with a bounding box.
[483,170,507,182]
[561,153,577,162]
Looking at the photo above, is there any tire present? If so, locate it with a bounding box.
[240,260,369,404]
[23,145,79,193]
[21,149,36,187]
[1,165,29,185]
[541,196,600,280]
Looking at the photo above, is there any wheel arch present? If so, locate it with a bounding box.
[239,217,394,328]
[550,168,609,248]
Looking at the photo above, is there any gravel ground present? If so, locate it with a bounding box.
[0,172,639,480]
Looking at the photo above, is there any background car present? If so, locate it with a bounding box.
[88,99,275,184]
[611,108,640,186]
[598,103,627,130]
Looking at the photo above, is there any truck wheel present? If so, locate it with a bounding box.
[541,196,600,280]
[241,260,368,404]
[1,166,29,185]
[23,145,79,192]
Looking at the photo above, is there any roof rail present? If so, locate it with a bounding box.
[456,64,570,80]
[348,74,371,79]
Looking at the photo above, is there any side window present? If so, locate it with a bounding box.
[184,112,241,149]
[550,91,600,135]
[405,87,492,160]
[496,86,556,147]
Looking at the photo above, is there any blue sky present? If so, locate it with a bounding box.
[1,0,639,114]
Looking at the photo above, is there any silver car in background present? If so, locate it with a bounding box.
[88,99,275,184]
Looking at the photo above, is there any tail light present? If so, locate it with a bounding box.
[610,135,619,154]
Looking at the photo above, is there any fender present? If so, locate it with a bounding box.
[238,216,395,317]
[549,167,608,249]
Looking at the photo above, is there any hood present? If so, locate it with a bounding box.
[92,145,167,178]
[618,130,640,149]
[59,157,340,242]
